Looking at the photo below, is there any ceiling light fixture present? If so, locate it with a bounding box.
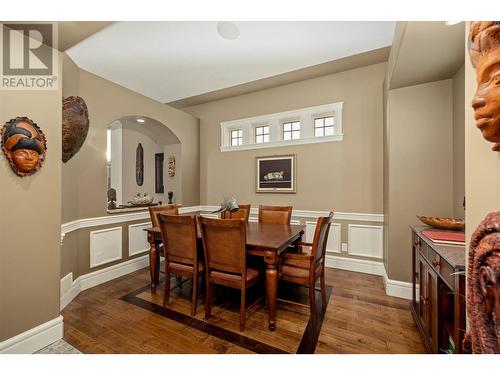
[217,22,240,40]
[137,118,145,123]
[445,21,462,26]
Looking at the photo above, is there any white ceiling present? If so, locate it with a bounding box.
[67,21,396,103]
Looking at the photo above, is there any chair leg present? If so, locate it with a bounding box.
[163,268,170,306]
[191,274,198,316]
[205,280,213,319]
[309,283,317,327]
[240,287,246,331]
[320,271,327,308]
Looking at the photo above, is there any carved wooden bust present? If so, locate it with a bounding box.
[469,22,500,151]
[464,212,500,353]
[1,117,47,177]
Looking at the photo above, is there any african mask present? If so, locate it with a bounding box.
[468,22,500,151]
[62,96,89,163]
[168,155,175,177]
[1,117,47,177]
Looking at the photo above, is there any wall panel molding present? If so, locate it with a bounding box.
[305,221,341,253]
[347,224,383,259]
[90,226,123,268]
[128,222,153,256]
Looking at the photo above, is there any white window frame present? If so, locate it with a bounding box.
[230,128,243,146]
[314,114,335,137]
[219,102,343,152]
[282,120,301,141]
[254,125,270,144]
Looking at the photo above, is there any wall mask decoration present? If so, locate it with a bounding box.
[62,96,89,163]
[1,117,47,177]
[468,22,500,151]
[167,155,175,177]
[463,212,500,353]
[136,143,144,186]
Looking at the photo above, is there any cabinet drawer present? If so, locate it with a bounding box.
[427,247,441,270]
[439,259,455,290]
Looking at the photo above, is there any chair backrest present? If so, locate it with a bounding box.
[221,204,251,221]
[158,214,197,265]
[149,204,179,227]
[258,205,292,224]
[311,212,334,267]
[200,217,247,275]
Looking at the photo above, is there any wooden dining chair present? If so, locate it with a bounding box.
[258,205,292,224]
[221,204,251,221]
[149,204,179,227]
[158,214,203,316]
[278,212,333,326]
[199,217,260,331]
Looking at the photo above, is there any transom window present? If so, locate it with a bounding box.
[283,121,300,140]
[231,129,243,146]
[314,116,335,137]
[255,125,270,143]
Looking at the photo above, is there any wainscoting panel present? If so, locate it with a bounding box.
[90,227,123,268]
[305,222,341,253]
[347,224,383,259]
[129,222,152,256]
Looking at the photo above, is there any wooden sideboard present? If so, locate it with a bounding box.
[410,225,466,354]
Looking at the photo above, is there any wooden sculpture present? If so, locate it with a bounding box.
[136,143,144,186]
[62,96,89,163]
[1,117,47,177]
[463,212,500,353]
[167,155,175,177]
[469,22,500,151]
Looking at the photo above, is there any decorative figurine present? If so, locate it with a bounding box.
[62,96,89,163]
[107,188,117,210]
[136,143,144,186]
[1,117,47,177]
[168,155,175,177]
[468,22,500,151]
[211,196,239,214]
[463,211,500,353]
[168,191,173,204]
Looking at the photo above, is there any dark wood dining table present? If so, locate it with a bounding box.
[144,220,304,331]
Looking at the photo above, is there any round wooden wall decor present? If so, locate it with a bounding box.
[62,96,89,163]
[1,117,47,177]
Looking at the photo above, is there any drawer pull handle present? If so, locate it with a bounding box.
[414,238,421,247]
[432,260,441,267]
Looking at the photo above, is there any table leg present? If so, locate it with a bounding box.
[265,250,279,331]
[148,232,159,292]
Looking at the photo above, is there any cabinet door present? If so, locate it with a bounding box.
[427,266,439,352]
[418,257,428,331]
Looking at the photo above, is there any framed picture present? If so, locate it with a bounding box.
[256,154,296,193]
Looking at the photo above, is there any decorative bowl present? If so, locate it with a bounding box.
[129,193,154,206]
[417,216,465,231]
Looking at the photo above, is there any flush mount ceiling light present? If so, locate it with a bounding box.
[137,118,145,123]
[445,21,462,26]
[217,22,240,40]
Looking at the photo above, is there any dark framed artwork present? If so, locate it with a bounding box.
[155,152,164,194]
[256,154,296,193]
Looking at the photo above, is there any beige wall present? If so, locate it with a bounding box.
[61,54,200,223]
[185,63,386,213]
[452,65,465,219]
[0,54,62,340]
[385,79,454,282]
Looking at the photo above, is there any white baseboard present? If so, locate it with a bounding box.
[60,254,149,310]
[325,255,385,276]
[0,315,63,354]
[382,267,414,300]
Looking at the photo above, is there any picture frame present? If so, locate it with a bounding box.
[256,154,296,193]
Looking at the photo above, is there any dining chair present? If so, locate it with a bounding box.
[149,204,179,227]
[278,212,334,326]
[158,214,203,316]
[199,217,260,331]
[258,205,292,224]
[221,204,251,221]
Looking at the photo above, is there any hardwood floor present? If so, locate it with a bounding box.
[61,266,425,354]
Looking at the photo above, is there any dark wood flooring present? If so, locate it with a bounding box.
[61,266,425,354]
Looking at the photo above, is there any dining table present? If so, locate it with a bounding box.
[144,219,305,331]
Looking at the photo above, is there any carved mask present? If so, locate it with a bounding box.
[469,22,500,151]
[1,117,47,177]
